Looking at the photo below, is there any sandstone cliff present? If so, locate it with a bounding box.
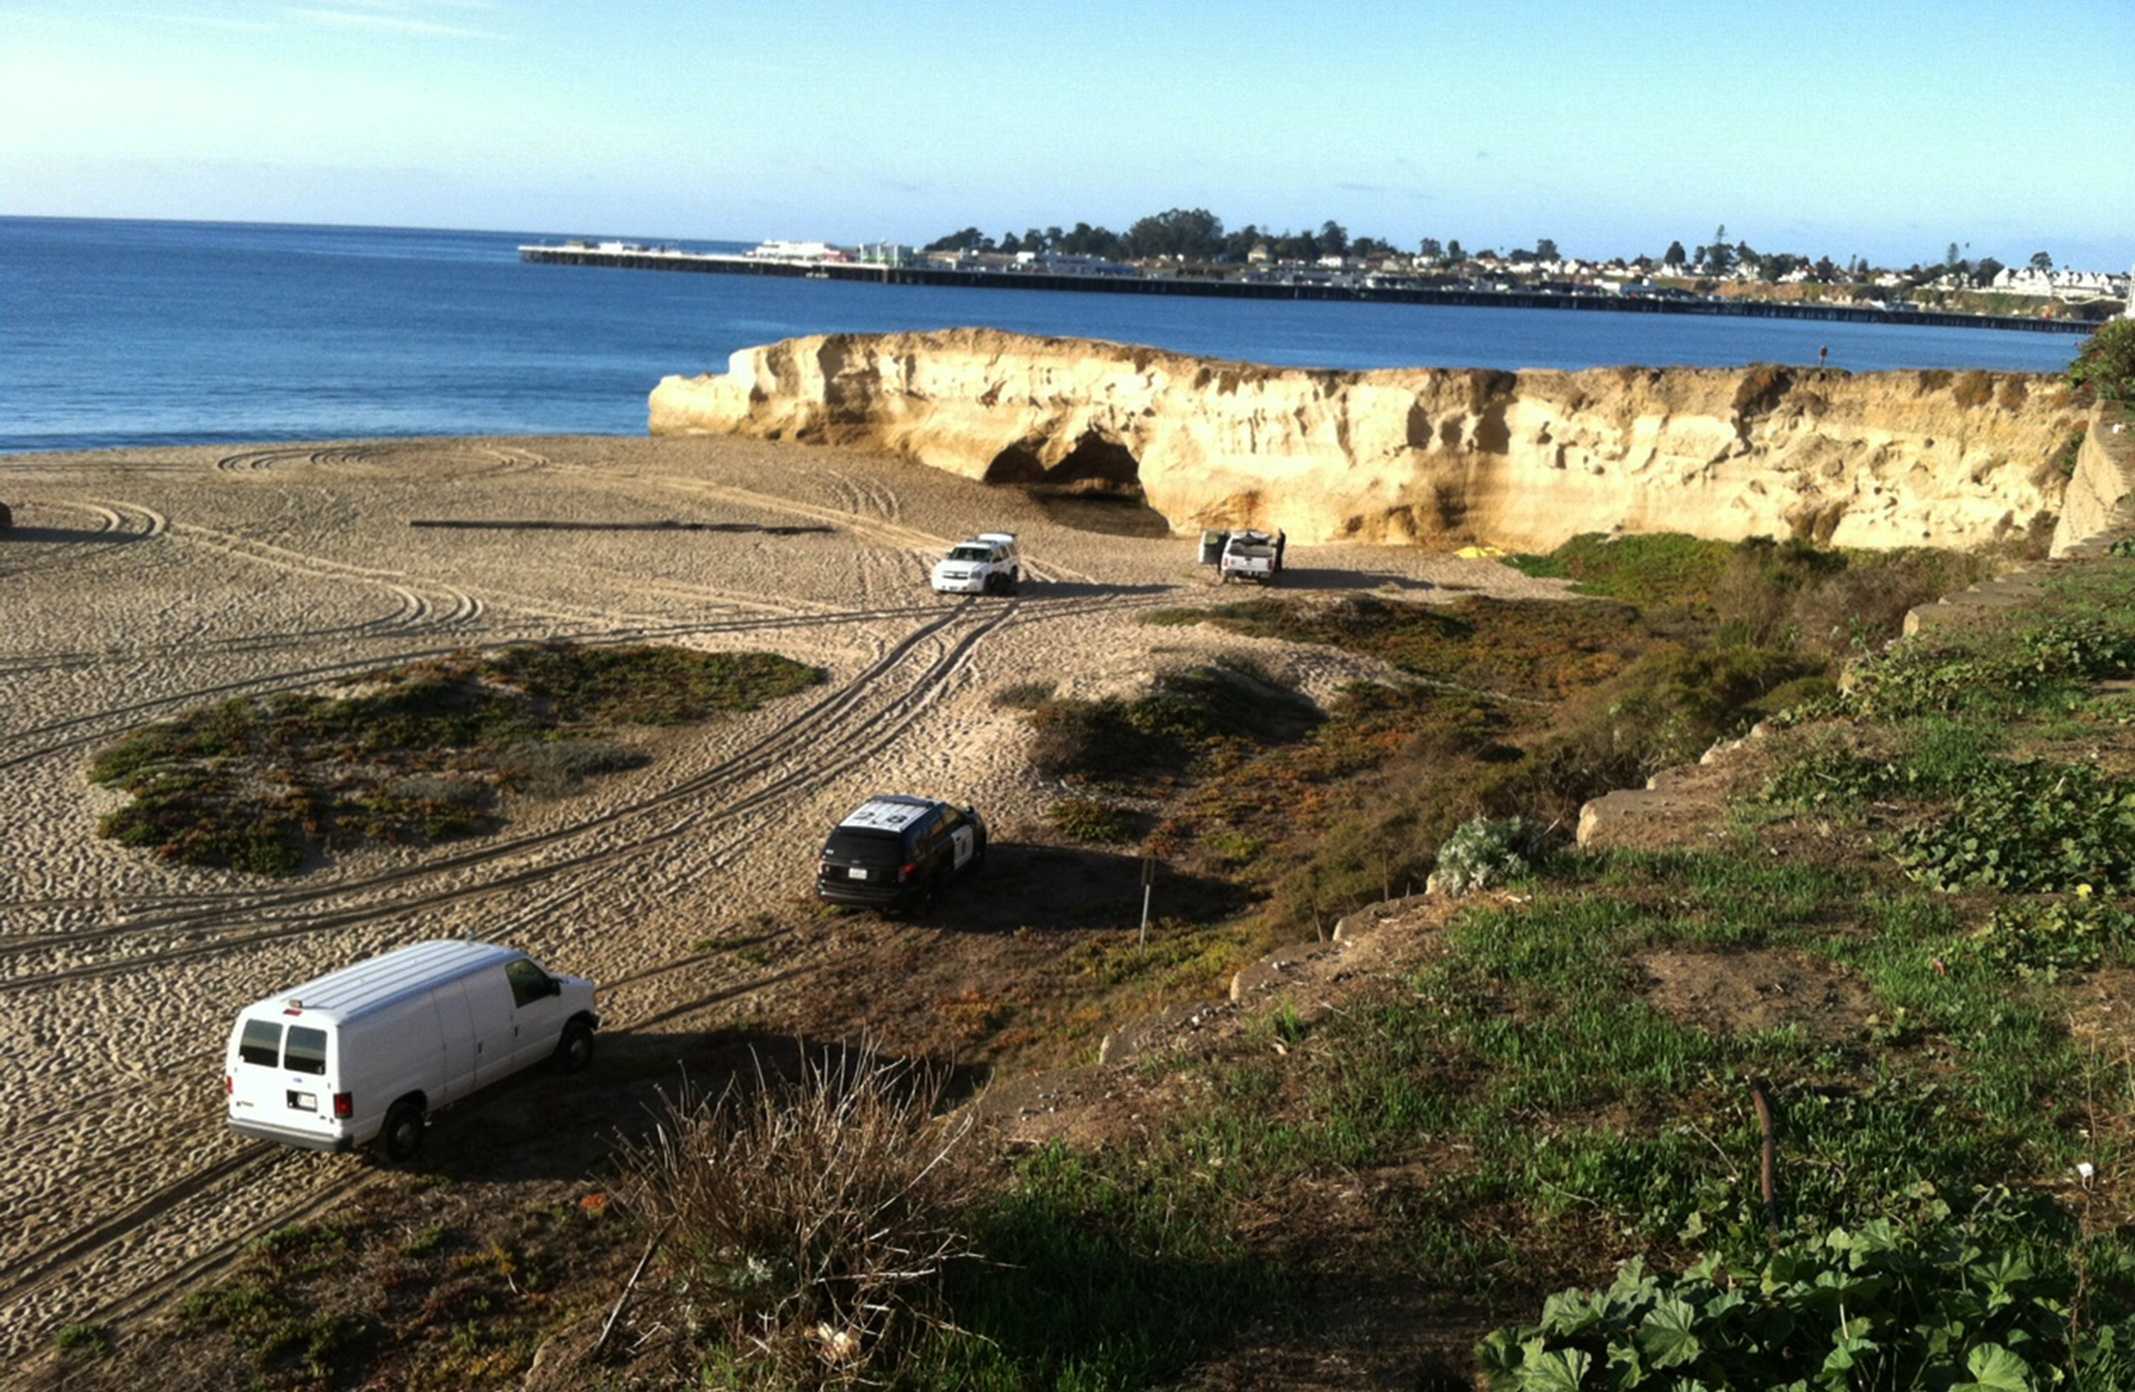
[649,328,2086,550]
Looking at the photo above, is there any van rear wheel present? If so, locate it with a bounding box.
[382,1101,424,1163]
[556,1020,594,1074]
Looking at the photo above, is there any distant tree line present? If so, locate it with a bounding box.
[920,212,2084,292]
[923,210,1403,264]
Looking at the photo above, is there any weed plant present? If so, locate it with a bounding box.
[1044,797,1139,845]
[616,1044,976,1389]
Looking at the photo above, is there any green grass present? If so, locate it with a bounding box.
[882,840,2135,1387]
[54,1323,112,1359]
[87,643,822,875]
[1023,658,1322,786]
[1045,797,1140,845]
[181,1225,378,1379]
[1505,532,1741,606]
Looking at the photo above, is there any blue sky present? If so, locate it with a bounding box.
[3,0,2130,269]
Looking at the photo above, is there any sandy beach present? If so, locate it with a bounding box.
[0,433,1569,1351]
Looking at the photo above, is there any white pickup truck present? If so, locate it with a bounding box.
[1216,529,1285,585]
[931,532,1022,595]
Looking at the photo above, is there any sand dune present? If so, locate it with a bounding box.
[0,432,1568,1351]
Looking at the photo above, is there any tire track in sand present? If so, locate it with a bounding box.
[0,600,1019,985]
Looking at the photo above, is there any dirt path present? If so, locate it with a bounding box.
[0,433,1568,1354]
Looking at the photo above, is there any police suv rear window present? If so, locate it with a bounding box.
[239,1019,282,1067]
[827,829,902,861]
[284,1026,328,1075]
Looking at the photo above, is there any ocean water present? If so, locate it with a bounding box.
[0,216,2088,454]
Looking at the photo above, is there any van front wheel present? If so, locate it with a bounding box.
[382,1101,425,1163]
[556,1020,594,1074]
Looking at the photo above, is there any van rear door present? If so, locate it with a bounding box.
[228,1012,339,1146]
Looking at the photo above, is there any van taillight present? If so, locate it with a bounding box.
[332,1092,353,1119]
[224,1074,233,1096]
[898,862,917,882]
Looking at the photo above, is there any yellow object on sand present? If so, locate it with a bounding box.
[1454,544,1506,560]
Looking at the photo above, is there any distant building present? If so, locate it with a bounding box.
[1989,266,2129,303]
[856,242,913,267]
[745,239,850,263]
[1247,242,1272,265]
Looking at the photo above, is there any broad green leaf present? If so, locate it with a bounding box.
[1476,1327,1525,1380]
[1638,1298,1702,1370]
[1542,1289,1608,1337]
[1609,1257,1658,1306]
[1604,1338,1642,1391]
[1516,1344,1592,1392]
[1972,1251,2034,1288]
[1953,1342,2032,1392]
[1823,1331,1878,1377]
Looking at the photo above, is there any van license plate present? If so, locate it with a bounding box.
[848,867,869,880]
[288,1091,315,1111]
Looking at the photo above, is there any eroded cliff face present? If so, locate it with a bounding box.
[650,328,2086,550]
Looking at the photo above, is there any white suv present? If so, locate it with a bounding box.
[931,532,1021,595]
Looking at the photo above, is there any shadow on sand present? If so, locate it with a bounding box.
[1212,567,1440,594]
[406,1026,987,1184]
[898,841,1253,934]
[0,525,139,545]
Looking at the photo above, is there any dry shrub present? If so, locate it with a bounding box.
[1785,550,1995,659]
[1951,370,1993,408]
[491,738,648,797]
[1997,378,2030,411]
[1732,363,1793,418]
[615,1044,975,1388]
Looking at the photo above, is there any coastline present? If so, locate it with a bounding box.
[521,242,2099,336]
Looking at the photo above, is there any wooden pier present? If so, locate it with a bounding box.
[517,244,2095,336]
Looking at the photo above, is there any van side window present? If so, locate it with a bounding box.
[505,958,555,1008]
[239,1019,283,1067]
[284,1026,328,1075]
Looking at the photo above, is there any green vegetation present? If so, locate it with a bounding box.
[1432,814,1544,895]
[54,1323,112,1359]
[1507,532,2001,648]
[141,1189,625,1391]
[1024,658,1321,787]
[1044,796,1140,846]
[2071,318,2135,406]
[181,1225,378,1380]
[88,643,822,875]
[885,532,2135,1386]
[1481,1207,2135,1391]
[1892,758,2135,892]
[848,840,2135,1388]
[1115,531,1987,947]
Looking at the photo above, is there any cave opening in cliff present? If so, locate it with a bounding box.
[984,431,1172,538]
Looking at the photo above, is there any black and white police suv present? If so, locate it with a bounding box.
[816,795,987,910]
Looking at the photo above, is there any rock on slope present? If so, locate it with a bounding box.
[650,328,2083,550]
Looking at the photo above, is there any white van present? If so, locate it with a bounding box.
[224,940,598,1161]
